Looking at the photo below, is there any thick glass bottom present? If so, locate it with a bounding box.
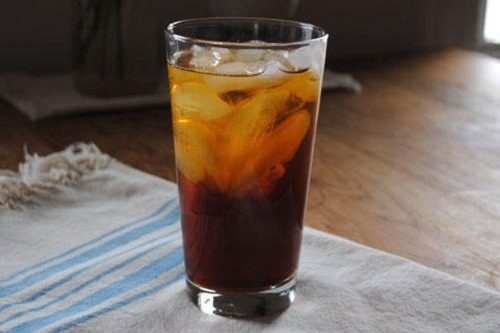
[186,277,296,317]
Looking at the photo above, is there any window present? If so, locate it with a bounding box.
[484,0,500,43]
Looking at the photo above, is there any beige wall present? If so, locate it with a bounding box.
[0,0,483,73]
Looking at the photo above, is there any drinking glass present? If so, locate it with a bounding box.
[165,17,328,317]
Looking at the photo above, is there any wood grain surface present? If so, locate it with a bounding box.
[1,49,499,291]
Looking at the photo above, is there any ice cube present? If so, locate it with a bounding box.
[289,42,327,75]
[170,82,232,120]
[287,47,309,68]
[233,49,266,62]
[222,89,290,194]
[211,47,233,62]
[213,61,264,76]
[249,49,306,73]
[204,61,286,93]
[213,59,275,77]
[283,71,321,103]
[264,50,289,62]
[191,45,204,53]
[190,49,220,68]
[171,51,192,68]
[230,109,311,197]
[173,118,217,183]
[225,89,290,142]
[174,116,231,193]
[188,46,235,69]
[263,108,311,165]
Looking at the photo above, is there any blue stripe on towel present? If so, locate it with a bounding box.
[7,247,184,333]
[0,231,178,317]
[0,198,176,283]
[49,272,185,333]
[0,234,180,326]
[0,268,86,314]
[0,206,180,298]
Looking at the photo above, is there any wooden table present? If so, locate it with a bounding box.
[1,48,499,291]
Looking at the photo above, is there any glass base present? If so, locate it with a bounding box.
[186,277,296,317]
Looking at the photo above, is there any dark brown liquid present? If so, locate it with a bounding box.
[178,118,316,292]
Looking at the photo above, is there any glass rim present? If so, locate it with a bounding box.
[165,17,328,49]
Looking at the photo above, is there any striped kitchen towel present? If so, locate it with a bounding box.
[1,143,500,333]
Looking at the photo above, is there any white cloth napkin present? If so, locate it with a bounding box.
[0,70,360,121]
[1,144,499,333]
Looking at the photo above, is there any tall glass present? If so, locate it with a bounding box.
[165,17,327,317]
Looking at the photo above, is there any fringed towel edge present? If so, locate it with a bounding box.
[0,143,112,209]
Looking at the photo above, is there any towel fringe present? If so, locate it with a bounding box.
[0,143,112,209]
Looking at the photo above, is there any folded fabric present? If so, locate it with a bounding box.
[1,144,499,333]
[0,73,169,121]
[0,70,360,121]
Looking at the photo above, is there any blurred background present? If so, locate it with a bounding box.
[0,0,498,75]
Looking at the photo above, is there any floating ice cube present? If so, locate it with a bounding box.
[191,45,204,53]
[262,49,308,73]
[213,61,265,76]
[204,60,287,93]
[220,89,289,186]
[233,49,266,62]
[211,47,233,62]
[226,89,290,141]
[288,42,327,75]
[171,82,232,119]
[229,108,311,196]
[190,49,220,68]
[265,49,289,61]
[188,46,234,69]
[264,109,311,165]
[173,119,216,183]
[283,71,321,103]
[287,47,311,72]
